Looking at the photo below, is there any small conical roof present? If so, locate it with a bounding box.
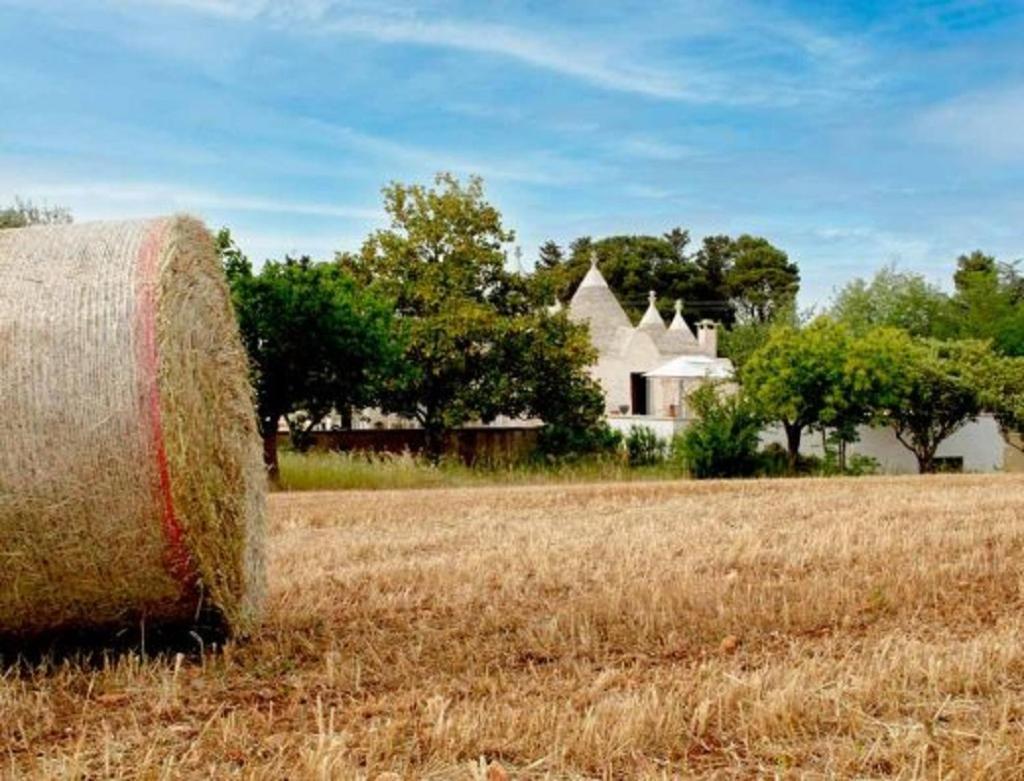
[638,290,666,330]
[568,257,632,351]
[659,299,699,354]
[668,300,698,342]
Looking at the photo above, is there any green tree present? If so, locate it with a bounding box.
[833,327,917,471]
[537,239,564,269]
[0,197,72,228]
[672,383,761,478]
[950,252,1024,356]
[741,318,849,470]
[343,173,604,461]
[976,354,1024,452]
[726,235,800,324]
[218,229,400,480]
[874,339,990,473]
[831,265,952,338]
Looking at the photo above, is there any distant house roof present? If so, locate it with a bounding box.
[645,354,735,380]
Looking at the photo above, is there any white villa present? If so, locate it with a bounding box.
[562,258,734,440]
[561,259,1018,473]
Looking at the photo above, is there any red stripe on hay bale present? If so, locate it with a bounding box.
[134,220,195,592]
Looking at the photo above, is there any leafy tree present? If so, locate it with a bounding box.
[719,303,802,372]
[874,339,990,473]
[218,229,400,480]
[741,318,850,470]
[950,252,1024,356]
[833,327,917,471]
[537,240,564,269]
[342,173,604,461]
[976,354,1024,452]
[672,383,761,478]
[500,310,613,458]
[727,235,800,324]
[830,265,953,338]
[0,198,72,228]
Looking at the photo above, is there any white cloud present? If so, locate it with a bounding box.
[917,84,1024,160]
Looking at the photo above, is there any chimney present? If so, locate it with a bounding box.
[697,320,717,357]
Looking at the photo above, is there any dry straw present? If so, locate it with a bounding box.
[0,216,265,639]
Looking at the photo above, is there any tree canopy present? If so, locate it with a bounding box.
[341,173,606,460]
[218,229,401,479]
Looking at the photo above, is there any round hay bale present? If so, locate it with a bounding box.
[0,216,266,639]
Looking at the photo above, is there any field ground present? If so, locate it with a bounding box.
[4,475,1024,778]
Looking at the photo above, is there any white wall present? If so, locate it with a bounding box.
[591,330,665,414]
[759,415,1006,473]
[607,416,685,441]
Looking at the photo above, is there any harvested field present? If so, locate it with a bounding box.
[4,475,1024,778]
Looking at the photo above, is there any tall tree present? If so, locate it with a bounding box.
[537,239,564,269]
[726,235,800,324]
[342,173,604,461]
[0,198,72,229]
[218,229,400,480]
[950,252,1024,356]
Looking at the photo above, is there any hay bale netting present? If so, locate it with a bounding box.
[0,216,266,640]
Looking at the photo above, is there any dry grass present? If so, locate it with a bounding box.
[4,475,1024,778]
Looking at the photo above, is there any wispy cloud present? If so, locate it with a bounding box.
[917,84,1024,161]
[618,135,696,161]
[110,0,839,104]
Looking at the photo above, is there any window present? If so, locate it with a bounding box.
[933,456,964,473]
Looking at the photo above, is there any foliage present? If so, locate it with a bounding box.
[974,354,1024,451]
[949,252,1024,356]
[625,425,667,467]
[718,303,800,372]
[218,228,401,478]
[830,265,953,338]
[341,173,603,461]
[741,317,851,469]
[873,338,990,473]
[672,384,762,478]
[0,197,72,229]
[528,230,798,329]
[726,235,800,324]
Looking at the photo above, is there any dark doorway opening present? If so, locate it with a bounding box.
[630,372,648,415]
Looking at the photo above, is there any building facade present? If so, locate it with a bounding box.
[564,259,734,437]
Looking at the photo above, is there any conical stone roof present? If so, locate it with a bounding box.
[659,300,700,356]
[638,291,666,330]
[568,260,632,352]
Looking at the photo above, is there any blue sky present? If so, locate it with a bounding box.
[2,0,1023,305]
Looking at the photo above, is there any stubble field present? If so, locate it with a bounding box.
[4,475,1024,779]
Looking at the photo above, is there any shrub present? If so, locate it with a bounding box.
[536,420,623,462]
[673,384,761,478]
[626,425,667,466]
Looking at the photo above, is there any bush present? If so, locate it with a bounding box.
[673,384,761,478]
[536,420,623,462]
[626,425,667,466]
